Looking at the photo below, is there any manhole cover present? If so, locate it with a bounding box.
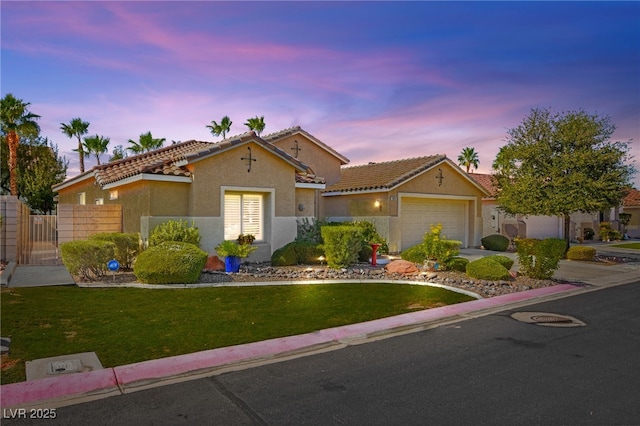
[511,312,586,327]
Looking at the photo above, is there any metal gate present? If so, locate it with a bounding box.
[19,215,60,265]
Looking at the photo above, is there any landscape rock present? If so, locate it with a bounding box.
[385,260,419,274]
[204,255,225,272]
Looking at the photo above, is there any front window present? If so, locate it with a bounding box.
[224,193,263,241]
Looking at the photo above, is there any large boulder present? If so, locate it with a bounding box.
[204,255,225,272]
[385,259,419,274]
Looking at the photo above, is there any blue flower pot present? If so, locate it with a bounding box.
[225,256,241,273]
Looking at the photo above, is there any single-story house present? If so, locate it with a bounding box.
[52,126,488,259]
[322,156,489,252]
[469,173,634,241]
[53,130,328,261]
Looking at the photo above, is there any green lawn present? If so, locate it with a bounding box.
[0,283,474,384]
[610,242,640,250]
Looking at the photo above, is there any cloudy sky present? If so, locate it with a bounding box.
[2,1,639,187]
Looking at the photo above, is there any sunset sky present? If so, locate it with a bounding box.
[2,1,639,187]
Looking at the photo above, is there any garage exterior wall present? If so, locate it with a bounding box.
[323,162,485,252]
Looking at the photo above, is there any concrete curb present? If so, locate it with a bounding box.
[0,262,17,286]
[0,283,579,410]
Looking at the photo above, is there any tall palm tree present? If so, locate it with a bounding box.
[82,134,110,165]
[127,131,166,154]
[1,93,41,196]
[60,117,90,173]
[244,116,265,136]
[457,147,480,173]
[206,116,232,139]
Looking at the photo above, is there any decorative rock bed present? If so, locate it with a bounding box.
[198,262,561,298]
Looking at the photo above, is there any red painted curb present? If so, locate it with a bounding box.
[0,368,119,408]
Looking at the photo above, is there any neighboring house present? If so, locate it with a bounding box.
[622,188,640,238]
[322,156,489,252]
[53,131,326,262]
[469,173,629,242]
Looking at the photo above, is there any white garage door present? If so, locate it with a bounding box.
[400,197,467,250]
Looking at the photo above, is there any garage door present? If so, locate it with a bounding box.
[400,197,467,250]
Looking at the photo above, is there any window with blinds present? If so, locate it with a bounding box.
[224,193,263,240]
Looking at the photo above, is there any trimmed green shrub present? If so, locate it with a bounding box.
[271,241,325,266]
[60,240,116,281]
[149,219,201,247]
[400,244,427,263]
[484,254,514,270]
[566,246,596,261]
[447,256,469,273]
[89,232,140,269]
[400,225,461,269]
[481,234,510,252]
[515,237,566,279]
[422,224,461,265]
[466,257,511,281]
[320,226,363,269]
[134,242,207,284]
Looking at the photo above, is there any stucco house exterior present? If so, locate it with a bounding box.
[322,156,489,252]
[469,173,633,242]
[53,130,327,262]
[52,126,488,260]
[621,188,640,238]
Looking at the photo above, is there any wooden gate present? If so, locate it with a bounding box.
[19,215,60,265]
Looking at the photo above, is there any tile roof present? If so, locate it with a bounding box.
[55,130,323,190]
[324,155,446,193]
[93,140,211,186]
[468,173,499,197]
[295,173,325,185]
[624,188,640,207]
[264,126,350,165]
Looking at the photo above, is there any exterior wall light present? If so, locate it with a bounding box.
[374,199,381,211]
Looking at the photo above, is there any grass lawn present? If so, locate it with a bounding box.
[0,283,474,384]
[610,242,640,250]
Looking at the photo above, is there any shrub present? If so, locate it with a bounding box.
[566,246,596,261]
[481,234,510,252]
[215,240,257,258]
[89,232,140,269]
[134,242,207,284]
[583,227,595,240]
[296,217,326,244]
[149,219,201,247]
[484,255,514,270]
[466,257,511,281]
[271,241,325,266]
[515,237,566,279]
[400,244,427,263]
[320,226,363,269]
[60,240,116,281]
[447,256,469,273]
[422,224,461,265]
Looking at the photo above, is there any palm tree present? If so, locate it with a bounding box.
[60,117,90,173]
[244,116,266,136]
[1,94,41,196]
[206,116,232,139]
[82,134,110,165]
[457,147,480,173]
[127,131,166,154]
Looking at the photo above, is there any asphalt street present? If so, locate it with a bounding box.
[4,280,639,426]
